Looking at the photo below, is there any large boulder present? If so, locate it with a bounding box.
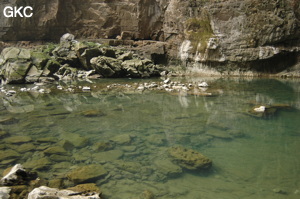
[90,56,122,77]
[75,43,102,70]
[122,59,144,77]
[0,47,32,84]
[168,146,212,170]
[60,33,75,43]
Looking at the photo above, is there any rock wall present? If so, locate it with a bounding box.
[0,0,165,41]
[0,0,300,74]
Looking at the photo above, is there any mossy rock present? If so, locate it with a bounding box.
[42,43,59,54]
[43,146,68,155]
[0,117,19,125]
[92,150,124,162]
[44,59,61,75]
[31,51,50,70]
[23,157,51,171]
[81,110,106,117]
[92,142,114,152]
[0,149,20,161]
[168,146,212,170]
[4,136,32,144]
[0,130,9,138]
[154,159,182,177]
[67,165,108,184]
[67,183,101,194]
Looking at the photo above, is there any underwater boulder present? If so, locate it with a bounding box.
[168,146,212,170]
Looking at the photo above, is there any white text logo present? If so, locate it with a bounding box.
[3,6,33,18]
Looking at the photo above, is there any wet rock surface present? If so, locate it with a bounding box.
[67,165,108,184]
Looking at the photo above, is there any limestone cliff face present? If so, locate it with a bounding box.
[0,0,299,73]
[0,0,164,41]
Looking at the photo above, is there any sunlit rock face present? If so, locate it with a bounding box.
[0,0,299,73]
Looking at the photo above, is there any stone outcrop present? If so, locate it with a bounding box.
[0,0,299,75]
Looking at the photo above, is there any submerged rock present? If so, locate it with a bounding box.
[154,159,182,177]
[0,149,20,162]
[92,142,114,152]
[23,157,51,171]
[139,189,155,199]
[0,130,9,138]
[81,110,106,117]
[92,150,124,162]
[0,117,19,125]
[4,136,32,144]
[28,186,101,199]
[168,146,212,170]
[67,165,108,184]
[206,128,232,139]
[60,132,89,148]
[43,146,68,155]
[67,183,101,195]
[110,134,132,145]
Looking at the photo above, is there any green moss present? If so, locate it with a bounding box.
[42,43,59,54]
[30,51,50,70]
[82,41,101,48]
[185,18,213,53]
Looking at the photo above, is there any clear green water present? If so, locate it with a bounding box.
[0,77,300,199]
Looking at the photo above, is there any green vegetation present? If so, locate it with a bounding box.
[185,17,214,53]
[42,43,58,54]
[83,41,101,48]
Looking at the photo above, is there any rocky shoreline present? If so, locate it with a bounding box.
[1,32,300,85]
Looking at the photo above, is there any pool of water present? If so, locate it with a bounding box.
[0,77,299,199]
